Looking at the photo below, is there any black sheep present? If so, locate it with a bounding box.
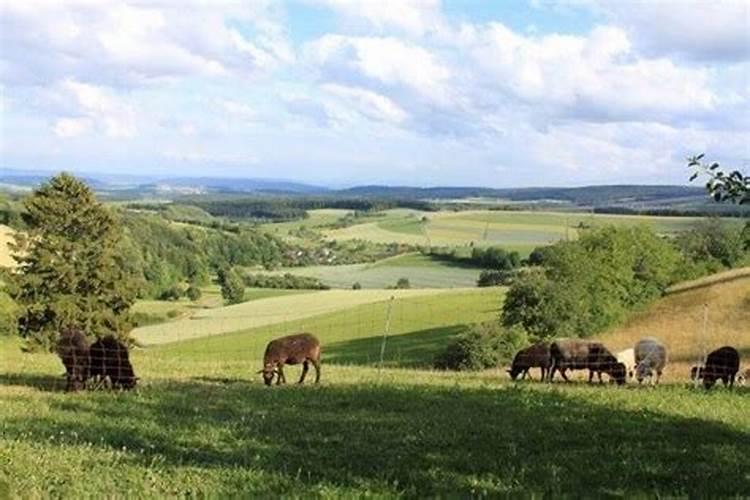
[90,335,138,390]
[507,343,551,381]
[701,346,740,389]
[56,328,90,392]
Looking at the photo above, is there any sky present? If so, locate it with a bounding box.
[1,0,748,187]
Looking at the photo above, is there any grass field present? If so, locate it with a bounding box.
[0,224,16,268]
[260,209,353,242]
[132,287,479,346]
[324,210,731,253]
[2,336,749,497]
[276,253,481,289]
[2,274,750,496]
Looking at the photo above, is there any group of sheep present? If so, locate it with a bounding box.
[56,328,138,392]
[508,337,746,389]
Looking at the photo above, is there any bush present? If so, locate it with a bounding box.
[243,273,329,290]
[477,270,515,287]
[186,285,202,301]
[218,267,246,305]
[395,278,411,289]
[0,291,18,336]
[352,282,362,290]
[158,285,184,301]
[434,322,528,371]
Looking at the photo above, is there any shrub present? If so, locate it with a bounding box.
[352,282,362,290]
[186,285,202,301]
[158,285,184,301]
[396,277,411,289]
[218,267,246,305]
[0,291,18,336]
[434,322,528,371]
[477,270,515,287]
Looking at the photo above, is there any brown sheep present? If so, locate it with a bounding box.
[549,339,626,385]
[89,335,138,390]
[259,333,321,386]
[56,328,90,392]
[507,343,551,381]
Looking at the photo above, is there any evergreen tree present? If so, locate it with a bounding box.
[218,266,245,305]
[8,173,138,348]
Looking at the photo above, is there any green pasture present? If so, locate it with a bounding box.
[324,210,731,253]
[276,253,481,289]
[131,287,473,346]
[1,332,748,497]
[157,287,504,366]
[260,209,352,241]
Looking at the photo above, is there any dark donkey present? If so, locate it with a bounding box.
[259,333,321,386]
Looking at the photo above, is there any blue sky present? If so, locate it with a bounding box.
[1,0,748,187]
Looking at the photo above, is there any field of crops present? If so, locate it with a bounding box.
[275,253,481,289]
[324,210,726,253]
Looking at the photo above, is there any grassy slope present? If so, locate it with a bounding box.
[131,287,474,346]
[156,287,504,367]
[325,210,734,253]
[3,273,750,496]
[1,335,748,497]
[0,224,16,268]
[276,253,481,289]
[596,268,750,381]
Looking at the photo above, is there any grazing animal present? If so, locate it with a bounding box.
[737,368,749,386]
[701,346,740,389]
[56,328,91,392]
[549,339,626,385]
[615,348,636,380]
[259,333,321,386]
[508,343,551,381]
[89,335,138,390]
[634,338,667,385]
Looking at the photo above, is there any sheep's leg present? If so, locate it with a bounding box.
[559,368,569,382]
[540,367,547,381]
[277,365,286,385]
[299,361,309,384]
[588,370,594,384]
[312,359,321,384]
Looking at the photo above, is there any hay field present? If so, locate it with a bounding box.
[598,268,750,381]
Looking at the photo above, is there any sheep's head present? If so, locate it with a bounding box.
[507,367,523,381]
[611,362,627,386]
[258,364,277,386]
[635,363,651,384]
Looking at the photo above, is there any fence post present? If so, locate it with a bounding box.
[378,296,395,378]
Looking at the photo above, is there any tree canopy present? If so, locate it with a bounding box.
[8,173,138,348]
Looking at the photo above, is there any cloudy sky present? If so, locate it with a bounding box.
[1,0,748,187]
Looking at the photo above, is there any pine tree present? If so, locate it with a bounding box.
[9,173,138,349]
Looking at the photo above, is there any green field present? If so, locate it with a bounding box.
[276,253,482,289]
[2,329,749,497]
[132,287,479,346]
[325,210,727,253]
[2,284,750,496]
[260,209,353,242]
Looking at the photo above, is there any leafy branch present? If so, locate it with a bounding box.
[688,154,749,204]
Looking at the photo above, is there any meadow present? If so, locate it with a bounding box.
[323,209,729,254]
[273,253,482,289]
[2,273,750,497]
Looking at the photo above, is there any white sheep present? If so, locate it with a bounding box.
[635,337,667,385]
[616,348,636,380]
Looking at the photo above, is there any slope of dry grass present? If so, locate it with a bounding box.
[0,224,16,268]
[598,268,750,382]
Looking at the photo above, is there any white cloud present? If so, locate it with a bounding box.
[53,79,137,138]
[322,84,408,124]
[311,0,444,36]
[594,0,750,62]
[0,0,293,87]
